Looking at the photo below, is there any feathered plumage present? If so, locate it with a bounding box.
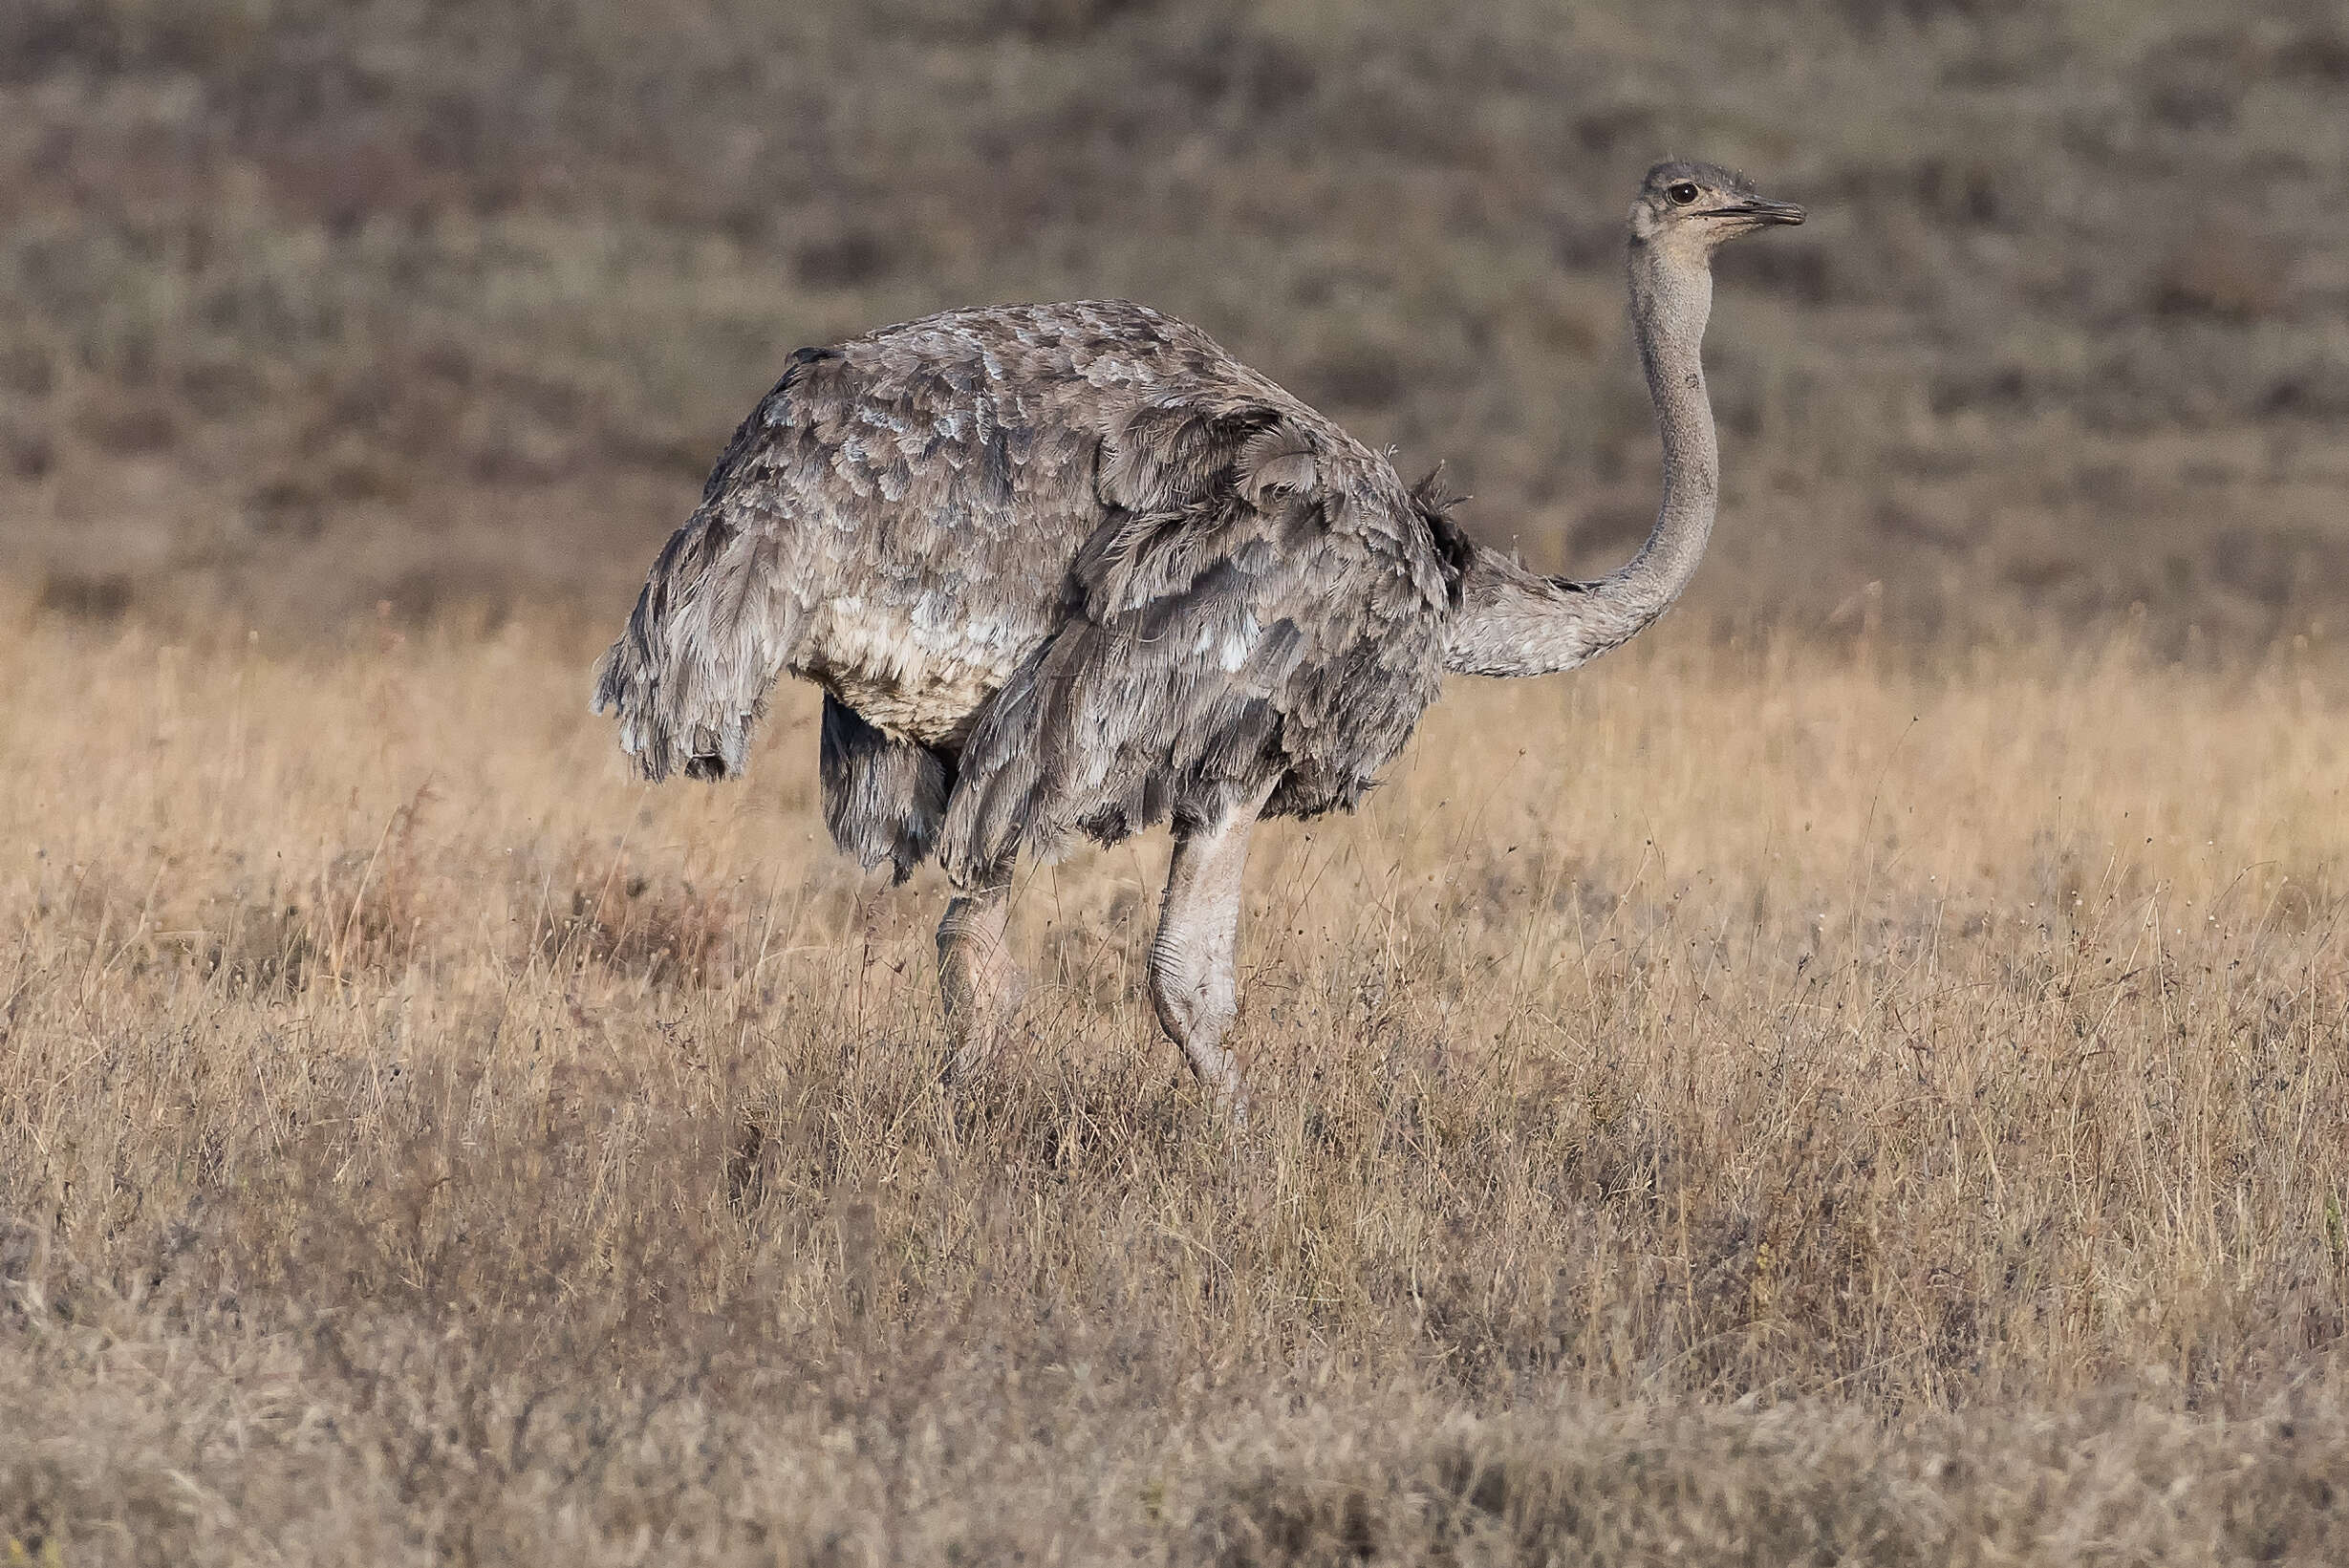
[593,299,1471,886]
[591,161,1801,1103]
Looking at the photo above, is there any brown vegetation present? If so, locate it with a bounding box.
[6,0,2349,1557]
[3,0,2347,646]
[3,612,2345,1560]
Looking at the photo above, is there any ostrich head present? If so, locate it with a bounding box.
[1628,161,1805,258]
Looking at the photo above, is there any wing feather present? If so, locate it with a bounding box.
[937,397,1455,885]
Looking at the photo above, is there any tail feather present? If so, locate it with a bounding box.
[819,697,954,883]
[591,507,803,782]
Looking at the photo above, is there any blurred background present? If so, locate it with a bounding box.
[3,0,2344,651]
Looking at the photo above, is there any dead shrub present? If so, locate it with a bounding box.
[2150,227,2291,322]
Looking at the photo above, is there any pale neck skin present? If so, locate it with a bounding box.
[1443,229,1722,677]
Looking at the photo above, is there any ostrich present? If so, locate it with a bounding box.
[593,161,1801,1101]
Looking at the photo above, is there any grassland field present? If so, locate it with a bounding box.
[8,0,2349,1560]
[1,609,2345,1562]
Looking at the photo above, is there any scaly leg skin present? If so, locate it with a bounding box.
[1150,786,1274,1114]
[936,870,1024,1083]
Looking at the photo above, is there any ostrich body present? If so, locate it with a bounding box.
[593,161,1801,1098]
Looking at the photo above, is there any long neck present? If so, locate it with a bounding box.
[1444,240,1719,677]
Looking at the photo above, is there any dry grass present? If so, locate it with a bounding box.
[2,605,2346,1561]
[8,2,2349,1557]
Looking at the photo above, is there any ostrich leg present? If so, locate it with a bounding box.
[937,870,1024,1078]
[1151,785,1275,1105]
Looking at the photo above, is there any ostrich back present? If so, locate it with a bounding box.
[593,300,1472,884]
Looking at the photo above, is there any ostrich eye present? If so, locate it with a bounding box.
[1668,182,1700,205]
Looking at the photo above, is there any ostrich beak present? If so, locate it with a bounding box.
[1706,197,1805,226]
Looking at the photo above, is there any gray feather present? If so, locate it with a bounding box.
[591,300,1470,884]
[820,695,954,883]
[585,161,1797,1103]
